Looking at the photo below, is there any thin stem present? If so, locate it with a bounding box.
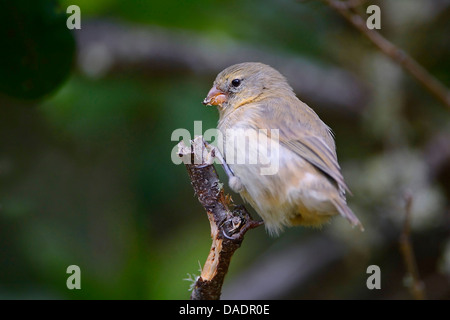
[399,193,426,300]
[321,0,450,109]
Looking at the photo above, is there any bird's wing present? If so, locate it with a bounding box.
[254,98,350,194]
[281,135,350,194]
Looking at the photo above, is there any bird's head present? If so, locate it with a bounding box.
[202,62,293,114]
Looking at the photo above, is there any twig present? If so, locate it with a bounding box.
[178,137,262,300]
[321,0,450,109]
[399,193,426,300]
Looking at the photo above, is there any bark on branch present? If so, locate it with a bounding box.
[177,137,262,300]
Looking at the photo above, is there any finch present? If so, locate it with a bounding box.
[203,62,363,235]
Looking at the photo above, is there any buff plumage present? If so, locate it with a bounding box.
[203,62,363,235]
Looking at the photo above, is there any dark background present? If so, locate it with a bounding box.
[0,0,449,299]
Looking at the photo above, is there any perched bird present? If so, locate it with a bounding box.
[203,62,363,235]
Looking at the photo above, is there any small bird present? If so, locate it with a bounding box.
[203,62,363,235]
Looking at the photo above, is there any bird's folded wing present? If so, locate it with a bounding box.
[253,99,350,194]
[281,135,350,194]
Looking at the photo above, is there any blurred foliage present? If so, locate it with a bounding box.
[0,0,449,299]
[0,0,75,99]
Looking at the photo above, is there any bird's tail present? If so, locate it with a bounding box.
[331,198,364,231]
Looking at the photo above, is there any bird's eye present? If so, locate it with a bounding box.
[231,79,241,87]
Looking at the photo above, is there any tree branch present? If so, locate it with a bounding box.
[75,20,367,113]
[399,193,426,300]
[321,0,450,109]
[177,137,262,300]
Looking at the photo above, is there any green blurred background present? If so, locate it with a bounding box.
[0,0,449,299]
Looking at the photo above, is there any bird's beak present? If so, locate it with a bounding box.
[202,86,227,107]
